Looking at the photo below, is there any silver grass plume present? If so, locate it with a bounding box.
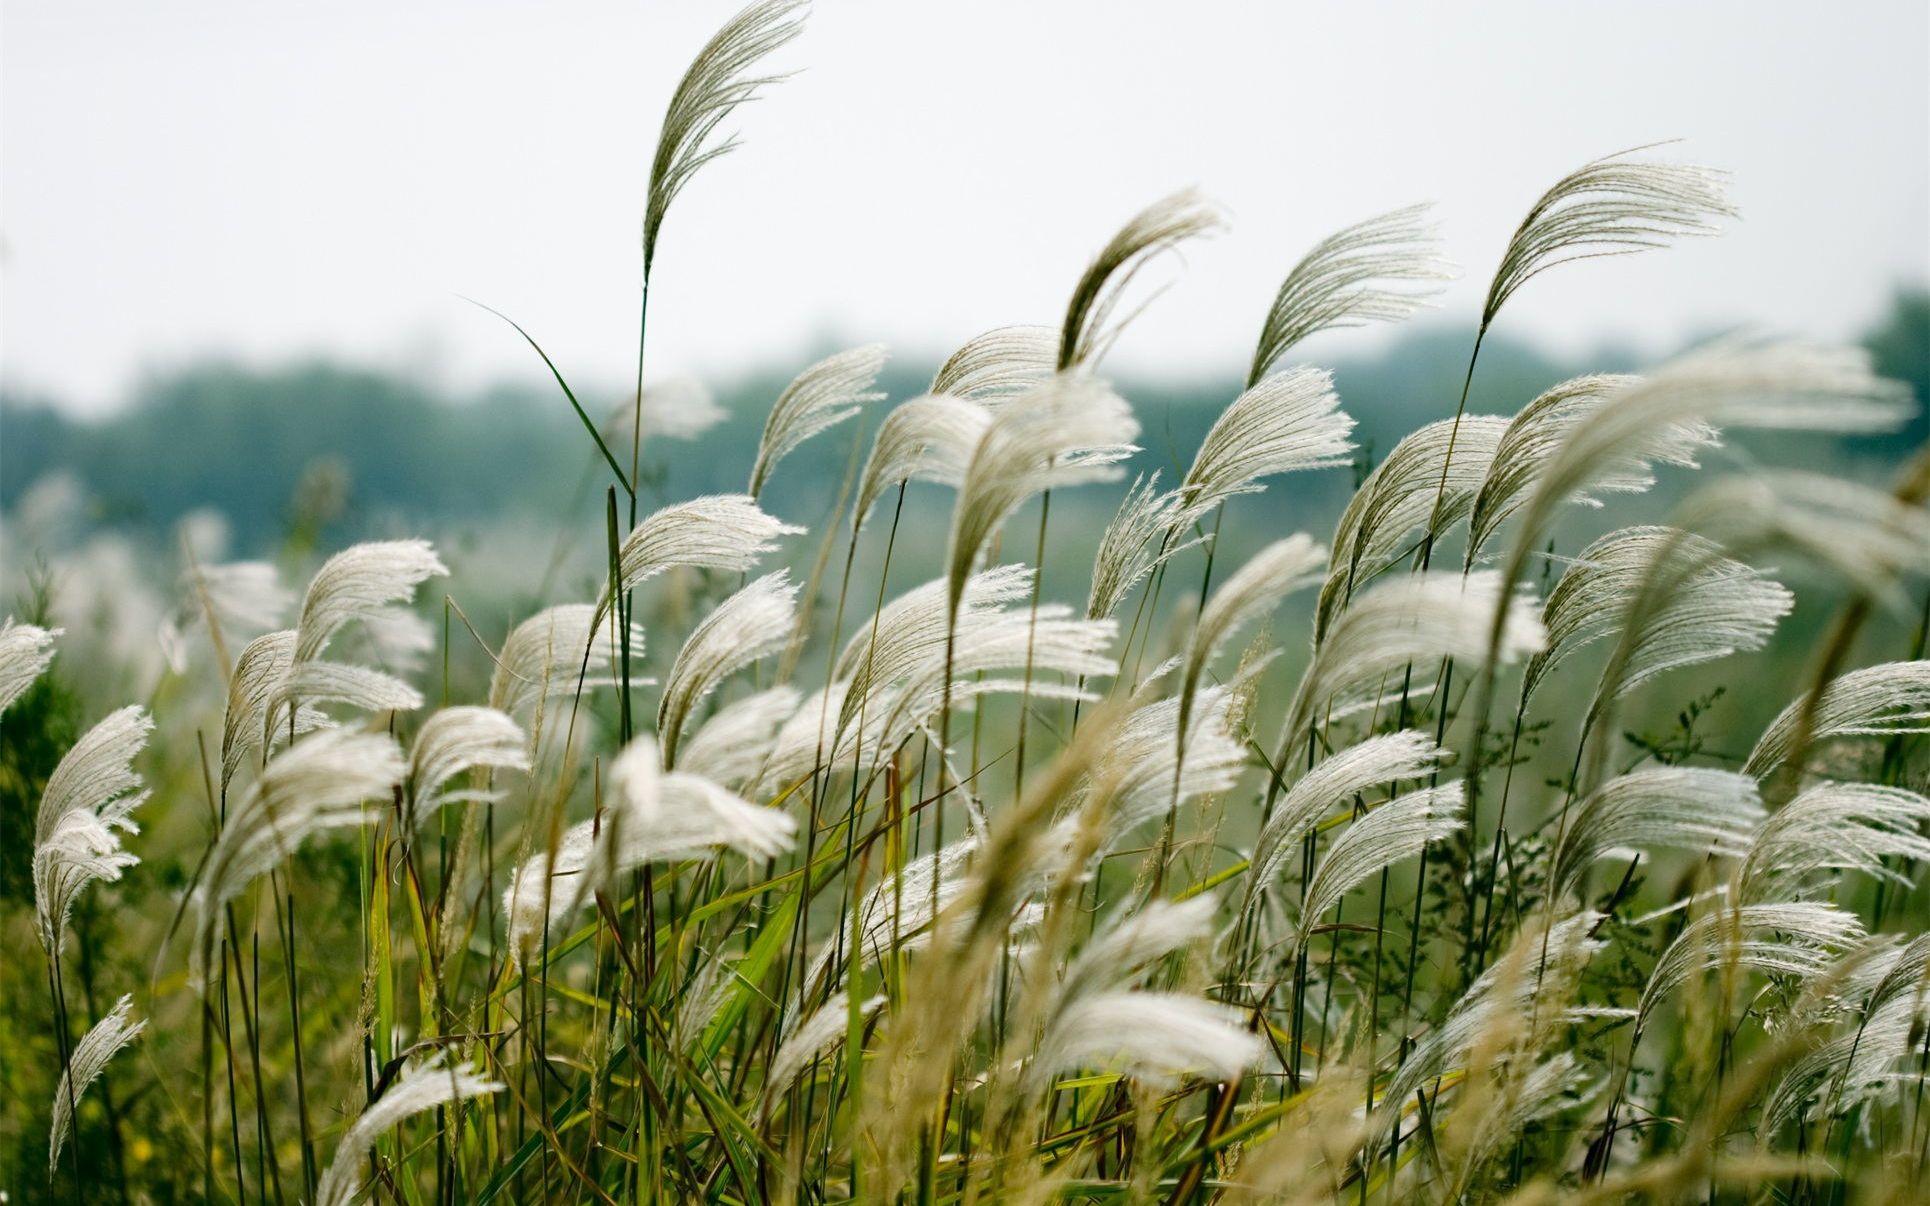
[48,995,145,1176]
[1028,897,1257,1091]
[1086,473,1192,620]
[1297,782,1465,947]
[748,344,889,497]
[1243,730,1448,931]
[293,539,448,666]
[314,1057,502,1206]
[1745,660,1930,779]
[657,571,798,767]
[1546,767,1764,903]
[0,619,59,716]
[1480,147,1734,333]
[1180,535,1326,717]
[1315,415,1511,638]
[1370,912,1607,1150]
[1091,685,1247,839]
[1496,342,1911,605]
[33,705,152,952]
[1059,188,1225,371]
[508,735,794,964]
[1523,526,1792,711]
[1466,374,1715,561]
[947,373,1140,610]
[487,603,641,719]
[767,991,885,1103]
[604,494,803,615]
[1740,782,1930,901]
[1764,936,1930,1130]
[678,685,799,790]
[1284,571,1544,746]
[931,325,1058,401]
[1669,470,1930,607]
[641,0,807,274]
[1249,203,1451,385]
[159,559,292,673]
[853,393,991,529]
[405,706,529,830]
[800,839,978,998]
[1174,367,1356,533]
[1634,901,1863,1033]
[220,631,326,792]
[191,729,406,989]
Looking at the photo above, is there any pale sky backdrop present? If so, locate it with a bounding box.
[4,0,1927,416]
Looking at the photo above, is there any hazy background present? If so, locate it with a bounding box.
[4,0,1926,415]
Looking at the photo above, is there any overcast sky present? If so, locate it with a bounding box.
[4,0,1926,416]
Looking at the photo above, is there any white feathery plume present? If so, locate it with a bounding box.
[748,344,889,496]
[1062,896,1220,1003]
[853,393,992,529]
[1766,990,1930,1132]
[1745,661,1930,779]
[1315,415,1511,638]
[1248,203,1451,385]
[605,494,803,614]
[159,560,292,673]
[1634,901,1864,1032]
[359,605,437,674]
[641,0,807,273]
[931,325,1058,401]
[1086,473,1192,621]
[678,685,800,790]
[487,603,641,719]
[1092,686,1248,840]
[1297,782,1465,944]
[626,377,728,442]
[314,1057,503,1206]
[768,991,885,1101]
[192,730,406,989]
[1498,341,1912,597]
[48,995,145,1175]
[947,373,1140,609]
[0,619,60,716]
[657,571,797,766]
[1244,731,1448,928]
[1180,535,1325,712]
[278,659,424,721]
[1670,471,1930,608]
[1173,368,1356,531]
[33,706,152,951]
[293,539,448,666]
[509,735,795,964]
[1479,147,1735,333]
[1059,188,1225,371]
[1466,374,1714,561]
[1740,782,1930,902]
[1371,912,1607,1149]
[1546,767,1764,903]
[839,565,1036,699]
[1030,992,1259,1090]
[220,630,327,792]
[1522,526,1791,709]
[406,706,529,829]
[1284,571,1545,746]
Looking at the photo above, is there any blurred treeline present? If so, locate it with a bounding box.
[4,291,1924,558]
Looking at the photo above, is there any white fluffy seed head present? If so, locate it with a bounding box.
[1746,660,1930,780]
[749,344,889,496]
[1059,188,1225,371]
[1547,766,1765,903]
[853,393,992,528]
[604,495,803,618]
[931,325,1058,401]
[657,571,798,767]
[1086,473,1191,621]
[293,539,447,666]
[1298,782,1465,942]
[488,603,642,719]
[34,706,152,952]
[947,373,1140,611]
[0,619,60,717]
[1741,782,1930,901]
[407,706,529,828]
[160,560,293,674]
[1182,535,1325,710]
[1249,203,1451,385]
[314,1057,502,1206]
[1176,367,1356,530]
[49,995,146,1175]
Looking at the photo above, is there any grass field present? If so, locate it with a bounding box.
[6,2,1930,1202]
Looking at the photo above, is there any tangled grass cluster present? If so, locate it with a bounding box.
[7,2,1930,1202]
